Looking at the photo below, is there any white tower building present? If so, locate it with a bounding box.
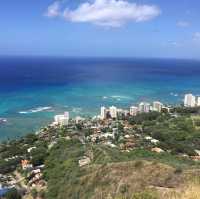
[54,112,69,126]
[153,101,163,112]
[184,94,196,107]
[109,106,117,118]
[100,106,107,120]
[130,106,138,116]
[197,97,200,107]
[139,102,150,113]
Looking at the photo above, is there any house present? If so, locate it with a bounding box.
[21,160,33,170]
[195,150,200,156]
[151,147,164,153]
[125,142,135,149]
[145,136,152,140]
[104,141,117,148]
[79,156,91,167]
[191,156,200,161]
[27,147,36,153]
[124,134,130,139]
[151,139,159,144]
[100,132,115,139]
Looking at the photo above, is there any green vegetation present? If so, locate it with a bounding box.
[131,191,158,199]
[30,146,48,166]
[31,188,38,199]
[128,110,200,157]
[44,139,85,199]
[0,133,47,174]
[43,138,199,199]
[128,111,162,125]
[91,145,199,169]
[0,159,19,174]
[5,188,22,199]
[2,106,200,199]
[172,106,200,115]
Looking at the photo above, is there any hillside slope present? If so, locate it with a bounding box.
[44,139,200,199]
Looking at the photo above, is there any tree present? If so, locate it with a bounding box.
[31,189,37,199]
[24,134,38,145]
[0,159,19,174]
[31,147,48,166]
[76,123,83,130]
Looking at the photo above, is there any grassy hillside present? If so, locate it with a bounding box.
[44,139,200,199]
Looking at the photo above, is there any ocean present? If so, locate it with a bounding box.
[0,56,200,140]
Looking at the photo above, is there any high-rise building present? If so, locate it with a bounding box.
[139,102,144,112]
[54,112,69,126]
[197,97,200,107]
[139,102,150,113]
[109,106,117,118]
[184,94,196,107]
[130,106,138,116]
[64,112,69,119]
[153,101,163,112]
[100,106,107,119]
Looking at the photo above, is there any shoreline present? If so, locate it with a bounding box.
[0,100,183,142]
[0,91,192,142]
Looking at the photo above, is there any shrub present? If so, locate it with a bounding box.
[31,189,37,199]
[119,184,129,194]
[174,167,183,174]
[132,191,158,199]
[38,190,46,198]
[134,161,144,169]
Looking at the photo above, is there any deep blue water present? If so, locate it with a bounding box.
[0,56,200,140]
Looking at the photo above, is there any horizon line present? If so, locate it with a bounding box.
[0,54,200,62]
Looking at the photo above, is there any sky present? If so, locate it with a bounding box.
[0,0,200,59]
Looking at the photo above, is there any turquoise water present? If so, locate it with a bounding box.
[0,57,200,140]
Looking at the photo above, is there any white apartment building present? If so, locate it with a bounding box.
[184,94,196,107]
[100,106,107,119]
[109,106,117,118]
[197,97,200,107]
[153,101,163,112]
[139,102,150,113]
[54,112,69,126]
[130,106,138,116]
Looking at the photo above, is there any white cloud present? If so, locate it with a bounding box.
[193,32,200,41]
[177,21,190,28]
[45,1,61,17]
[46,0,161,27]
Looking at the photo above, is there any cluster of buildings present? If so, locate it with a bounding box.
[184,93,200,107]
[20,147,46,189]
[100,101,164,120]
[52,101,166,127]
[50,94,200,129]
[53,112,85,126]
[53,94,200,127]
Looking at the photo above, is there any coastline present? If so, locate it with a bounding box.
[1,97,200,198]
[0,57,200,140]
[0,98,180,141]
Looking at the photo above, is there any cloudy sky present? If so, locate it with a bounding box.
[0,0,200,59]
